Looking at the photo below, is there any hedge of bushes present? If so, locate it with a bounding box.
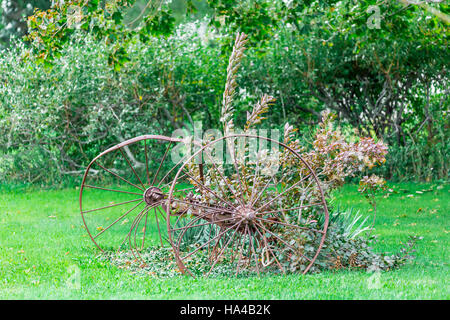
[0,22,448,185]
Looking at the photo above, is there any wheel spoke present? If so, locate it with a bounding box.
[144,140,151,186]
[82,198,142,214]
[256,216,325,234]
[93,200,144,239]
[250,174,276,206]
[255,221,312,262]
[170,216,236,232]
[253,225,285,273]
[95,161,144,191]
[255,174,311,213]
[258,202,323,215]
[119,148,146,190]
[248,160,263,203]
[182,169,237,210]
[157,154,190,188]
[156,206,167,222]
[84,184,142,196]
[152,141,173,186]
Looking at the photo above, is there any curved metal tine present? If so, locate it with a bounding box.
[93,200,144,239]
[249,228,260,276]
[152,141,173,186]
[295,178,316,221]
[156,206,167,222]
[252,171,307,209]
[252,231,266,263]
[253,226,285,274]
[132,209,148,262]
[170,216,236,232]
[82,198,142,214]
[131,207,153,263]
[181,168,237,210]
[83,185,143,196]
[206,223,213,256]
[255,216,325,234]
[246,227,253,270]
[131,204,159,262]
[255,174,312,213]
[134,204,161,260]
[203,151,244,207]
[170,198,236,215]
[230,224,244,264]
[209,227,224,263]
[180,221,241,262]
[168,205,192,234]
[173,210,219,251]
[172,209,232,257]
[118,206,145,256]
[156,152,190,189]
[140,207,150,249]
[210,225,235,262]
[139,204,157,250]
[153,207,164,247]
[259,202,323,215]
[118,205,152,251]
[157,173,189,193]
[275,174,312,221]
[235,224,249,276]
[206,221,243,277]
[119,148,146,190]
[95,160,144,191]
[255,221,312,263]
[170,185,195,194]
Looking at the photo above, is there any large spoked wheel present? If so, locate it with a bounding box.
[167,134,329,277]
[80,135,191,263]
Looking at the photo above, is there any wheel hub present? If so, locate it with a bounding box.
[143,186,164,205]
[235,205,256,223]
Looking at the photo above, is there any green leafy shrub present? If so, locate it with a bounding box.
[0,23,227,184]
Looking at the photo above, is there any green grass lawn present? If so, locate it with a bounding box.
[0,182,448,299]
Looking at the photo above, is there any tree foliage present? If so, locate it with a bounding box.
[0,0,50,48]
[0,0,448,184]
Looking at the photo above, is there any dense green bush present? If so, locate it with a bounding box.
[0,22,227,184]
[0,16,448,184]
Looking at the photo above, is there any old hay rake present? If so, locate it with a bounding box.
[79,133,329,277]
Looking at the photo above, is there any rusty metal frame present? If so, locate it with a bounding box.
[166,134,329,276]
[79,133,329,276]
